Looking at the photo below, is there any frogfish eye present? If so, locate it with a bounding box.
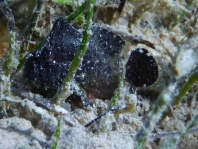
[125,48,158,87]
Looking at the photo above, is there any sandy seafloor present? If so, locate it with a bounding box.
[0,0,198,149]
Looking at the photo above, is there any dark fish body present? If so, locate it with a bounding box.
[24,17,125,99]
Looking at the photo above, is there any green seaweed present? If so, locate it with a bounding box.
[0,0,18,76]
[169,0,195,31]
[52,116,62,149]
[108,69,125,110]
[3,32,17,76]
[53,0,95,103]
[17,38,46,71]
[174,67,198,105]
[56,0,87,25]
[54,0,72,5]
[20,0,45,59]
[27,0,36,18]
[67,1,87,24]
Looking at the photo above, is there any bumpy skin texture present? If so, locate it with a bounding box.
[125,48,158,87]
[24,17,125,99]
